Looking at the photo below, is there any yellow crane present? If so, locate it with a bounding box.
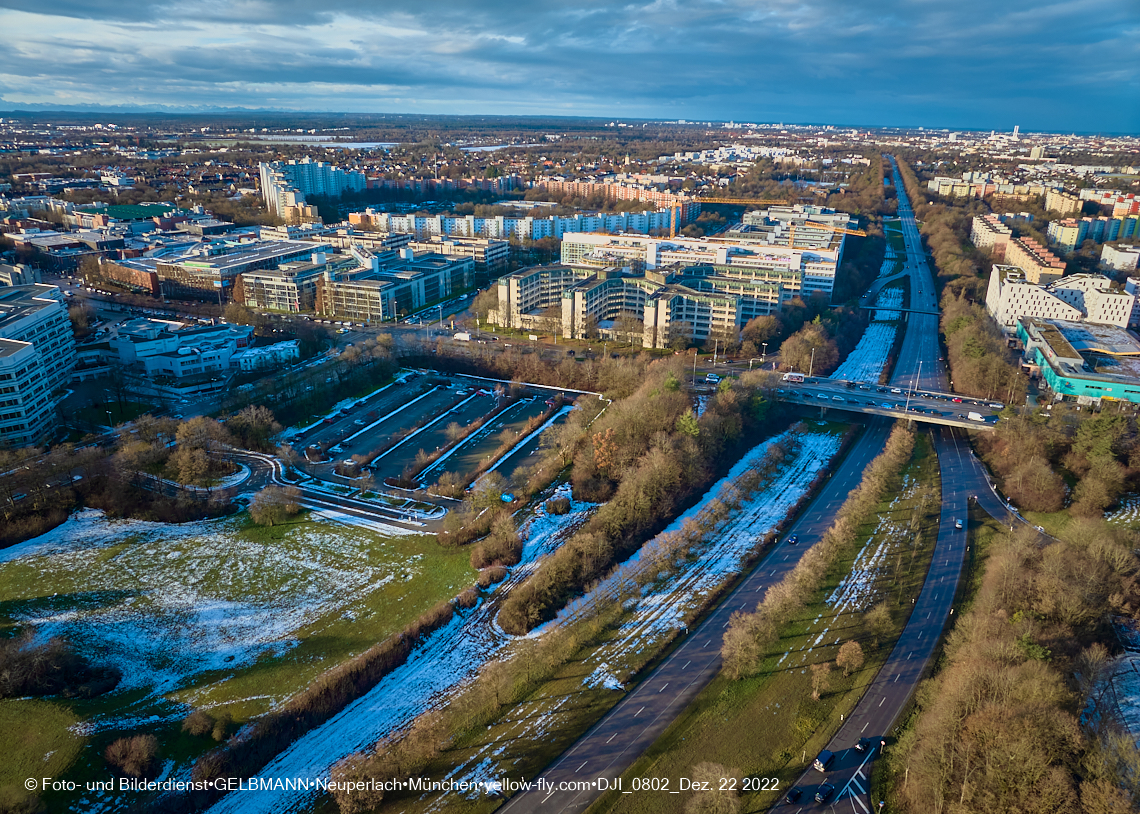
[787,221,867,248]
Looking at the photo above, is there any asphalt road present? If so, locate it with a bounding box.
[497,157,955,814]
[496,419,893,814]
[779,157,1029,813]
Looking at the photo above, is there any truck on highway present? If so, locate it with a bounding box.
[453,332,472,341]
[782,372,806,383]
[967,412,985,422]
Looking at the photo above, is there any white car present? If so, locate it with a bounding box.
[954,519,963,529]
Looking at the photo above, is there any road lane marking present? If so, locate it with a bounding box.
[576,761,588,772]
[659,682,669,692]
[879,697,886,707]
[683,661,690,670]
[606,733,617,744]
[635,706,644,716]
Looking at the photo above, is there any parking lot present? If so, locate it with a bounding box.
[292,372,575,494]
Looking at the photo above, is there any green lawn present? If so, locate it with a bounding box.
[74,400,155,426]
[0,699,84,805]
[0,510,476,807]
[588,432,942,814]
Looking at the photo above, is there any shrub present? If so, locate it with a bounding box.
[182,709,215,737]
[477,566,509,588]
[104,734,159,778]
[546,496,571,515]
[249,486,301,526]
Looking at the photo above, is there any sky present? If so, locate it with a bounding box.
[0,0,1137,133]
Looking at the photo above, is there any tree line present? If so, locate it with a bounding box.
[888,519,1140,814]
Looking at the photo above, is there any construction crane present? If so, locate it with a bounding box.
[787,220,867,248]
[668,197,791,237]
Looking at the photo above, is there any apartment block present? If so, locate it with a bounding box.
[407,236,510,277]
[1004,238,1066,285]
[1045,190,1082,216]
[1103,244,1140,273]
[970,214,1013,261]
[987,267,1135,332]
[259,158,366,222]
[0,284,77,446]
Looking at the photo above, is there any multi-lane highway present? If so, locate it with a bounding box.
[500,155,1010,814]
[774,377,1001,430]
[779,156,1007,812]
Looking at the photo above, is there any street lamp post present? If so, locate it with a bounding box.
[762,342,768,362]
[105,409,113,428]
[809,347,816,379]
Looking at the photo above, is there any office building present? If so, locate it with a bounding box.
[493,259,782,349]
[108,239,329,301]
[233,253,338,313]
[970,215,1013,261]
[560,230,842,299]
[105,318,254,380]
[1018,317,1140,405]
[0,263,40,288]
[987,267,1135,331]
[1004,238,1066,285]
[407,236,510,277]
[0,284,76,446]
[317,251,474,323]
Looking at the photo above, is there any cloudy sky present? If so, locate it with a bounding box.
[0,0,1136,132]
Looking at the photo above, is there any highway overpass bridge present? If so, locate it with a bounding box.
[773,377,1002,431]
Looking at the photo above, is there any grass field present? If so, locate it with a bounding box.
[0,509,476,811]
[587,432,942,814]
[0,699,84,805]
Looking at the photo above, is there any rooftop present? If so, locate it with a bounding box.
[76,203,189,221]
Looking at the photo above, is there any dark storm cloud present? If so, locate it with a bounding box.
[0,0,1136,131]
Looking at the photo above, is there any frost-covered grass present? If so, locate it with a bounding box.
[591,433,942,814]
[0,508,475,811]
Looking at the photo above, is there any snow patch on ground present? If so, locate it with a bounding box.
[583,663,624,690]
[205,485,596,814]
[831,286,903,383]
[1106,494,1140,527]
[0,509,426,728]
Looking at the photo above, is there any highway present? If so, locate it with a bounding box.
[499,155,1009,814]
[496,419,893,814]
[773,378,1001,430]
[779,156,1012,813]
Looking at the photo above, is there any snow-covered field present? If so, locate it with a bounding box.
[205,484,598,814]
[830,286,903,383]
[0,509,435,729]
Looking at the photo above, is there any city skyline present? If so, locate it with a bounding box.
[0,0,1137,133]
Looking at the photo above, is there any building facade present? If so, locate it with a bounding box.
[970,214,1013,261]
[0,284,77,446]
[987,267,1135,332]
[1004,237,1066,285]
[259,158,366,221]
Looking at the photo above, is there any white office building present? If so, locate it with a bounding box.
[0,285,77,446]
[986,266,1137,332]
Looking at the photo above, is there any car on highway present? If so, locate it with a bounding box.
[817,393,830,400]
[951,397,963,403]
[832,395,844,402]
[354,419,366,425]
[787,534,799,545]
[955,519,963,529]
[785,788,802,804]
[854,737,872,753]
[881,402,893,409]
[812,750,834,772]
[815,783,835,803]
